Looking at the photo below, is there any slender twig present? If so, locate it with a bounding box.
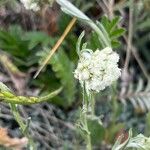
[97,0,114,19]
[120,0,133,97]
[96,0,108,16]
[131,46,149,80]
[123,35,149,80]
[108,0,114,19]
[124,0,133,70]
[34,17,77,78]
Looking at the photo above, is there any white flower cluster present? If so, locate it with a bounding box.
[20,0,40,11]
[74,47,121,92]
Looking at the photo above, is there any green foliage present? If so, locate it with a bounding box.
[0,25,29,57]
[0,25,50,69]
[101,16,125,47]
[50,49,76,107]
[88,119,105,144]
[0,81,62,105]
[0,25,52,63]
[24,31,50,50]
[89,16,125,50]
[37,48,76,107]
[0,25,78,107]
[0,0,149,149]
[88,31,100,50]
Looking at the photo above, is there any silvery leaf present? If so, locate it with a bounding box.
[76,31,85,55]
[127,134,150,149]
[56,0,91,22]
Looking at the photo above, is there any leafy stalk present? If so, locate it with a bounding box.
[10,104,35,150]
[0,82,62,105]
[56,0,111,48]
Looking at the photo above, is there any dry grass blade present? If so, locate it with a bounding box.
[34,17,77,79]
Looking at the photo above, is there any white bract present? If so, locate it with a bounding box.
[74,47,121,92]
[20,0,40,11]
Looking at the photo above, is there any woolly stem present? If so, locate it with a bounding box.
[90,92,95,116]
[10,104,35,150]
[84,115,92,150]
[88,22,111,48]
[82,85,92,150]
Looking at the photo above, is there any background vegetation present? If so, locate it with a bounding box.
[0,0,149,149]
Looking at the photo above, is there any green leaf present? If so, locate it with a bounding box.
[0,25,30,57]
[109,16,121,32]
[88,119,105,144]
[50,49,76,107]
[110,28,125,39]
[88,31,103,50]
[37,47,76,107]
[111,40,121,48]
[89,16,125,49]
[101,16,110,32]
[24,31,50,49]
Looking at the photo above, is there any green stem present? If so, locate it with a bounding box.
[10,104,35,150]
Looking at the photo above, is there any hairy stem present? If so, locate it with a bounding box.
[90,92,95,116]
[82,86,92,150]
[84,114,92,150]
[10,104,35,150]
[89,22,111,48]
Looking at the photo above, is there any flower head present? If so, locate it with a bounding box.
[74,47,121,92]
